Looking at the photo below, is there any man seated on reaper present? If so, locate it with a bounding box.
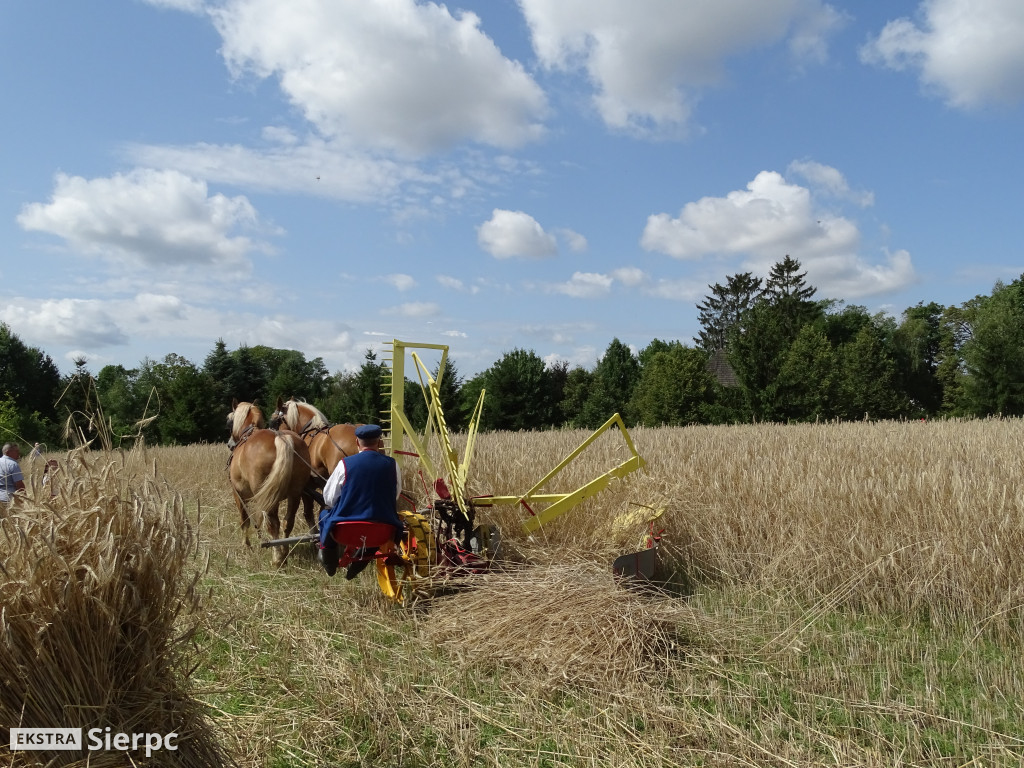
[318,424,404,579]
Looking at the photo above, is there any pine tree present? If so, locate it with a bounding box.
[694,272,763,353]
[763,255,821,340]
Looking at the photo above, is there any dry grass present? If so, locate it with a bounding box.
[5,418,1024,767]
[0,448,226,767]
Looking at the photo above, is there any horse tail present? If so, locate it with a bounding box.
[249,433,297,520]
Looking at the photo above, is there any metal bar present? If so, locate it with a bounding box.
[260,533,318,548]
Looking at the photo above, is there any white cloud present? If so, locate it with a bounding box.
[0,298,128,348]
[558,228,588,252]
[642,170,856,259]
[645,278,704,302]
[127,138,430,206]
[209,0,547,155]
[134,293,185,320]
[788,160,874,207]
[611,267,647,287]
[140,0,206,12]
[383,273,416,292]
[551,271,613,298]
[478,209,558,259]
[641,168,916,298]
[861,0,1024,109]
[388,302,442,318]
[17,169,269,268]
[518,0,842,134]
[609,268,702,301]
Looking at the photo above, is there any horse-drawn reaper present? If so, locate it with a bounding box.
[261,339,654,604]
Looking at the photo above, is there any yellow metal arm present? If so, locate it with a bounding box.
[474,413,647,533]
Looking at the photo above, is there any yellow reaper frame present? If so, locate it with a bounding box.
[382,339,646,534]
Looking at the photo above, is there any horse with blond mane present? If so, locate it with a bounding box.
[270,397,360,495]
[227,400,314,567]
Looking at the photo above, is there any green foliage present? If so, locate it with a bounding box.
[400,356,465,432]
[0,393,21,443]
[838,324,908,420]
[558,366,592,428]
[774,325,838,421]
[96,364,149,444]
[324,350,389,424]
[695,271,763,353]
[628,342,716,426]
[576,339,640,428]
[893,302,947,416]
[0,323,62,443]
[727,300,792,421]
[12,262,1024,438]
[961,276,1024,416]
[137,354,223,444]
[478,348,556,431]
[764,255,822,340]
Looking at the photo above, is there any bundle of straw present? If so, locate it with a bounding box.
[0,452,228,767]
[422,559,696,689]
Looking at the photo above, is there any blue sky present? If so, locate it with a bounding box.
[2,0,1023,378]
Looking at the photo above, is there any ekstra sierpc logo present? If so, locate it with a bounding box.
[9,728,82,751]
[10,727,179,757]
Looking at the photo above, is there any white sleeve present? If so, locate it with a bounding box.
[322,460,347,507]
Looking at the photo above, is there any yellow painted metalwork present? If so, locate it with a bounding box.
[385,339,647,536]
[473,413,647,533]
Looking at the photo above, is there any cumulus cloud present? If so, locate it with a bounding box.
[550,271,613,298]
[209,0,547,155]
[610,267,647,287]
[0,298,129,348]
[478,209,558,259]
[127,137,431,206]
[436,275,483,295]
[558,228,588,252]
[17,169,269,268]
[389,301,442,318]
[383,273,416,292]
[788,160,874,207]
[641,168,916,298]
[861,0,1024,108]
[518,0,842,134]
[609,268,703,301]
[134,293,185,320]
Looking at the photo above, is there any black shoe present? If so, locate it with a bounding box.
[344,548,377,580]
[319,543,339,577]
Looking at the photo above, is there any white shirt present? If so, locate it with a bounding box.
[322,448,403,508]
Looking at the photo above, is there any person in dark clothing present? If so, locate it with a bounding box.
[318,424,403,578]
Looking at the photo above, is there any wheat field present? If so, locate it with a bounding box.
[5,418,1024,767]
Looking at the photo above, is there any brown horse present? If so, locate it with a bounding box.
[227,400,314,567]
[270,397,360,492]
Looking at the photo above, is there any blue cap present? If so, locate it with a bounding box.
[355,424,383,440]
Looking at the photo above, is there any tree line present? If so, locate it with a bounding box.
[2,256,1023,447]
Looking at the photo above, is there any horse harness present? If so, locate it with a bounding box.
[225,423,258,470]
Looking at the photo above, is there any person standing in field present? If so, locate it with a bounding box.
[0,443,26,504]
[41,459,60,497]
[318,424,404,579]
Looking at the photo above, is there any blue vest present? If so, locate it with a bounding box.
[319,450,401,545]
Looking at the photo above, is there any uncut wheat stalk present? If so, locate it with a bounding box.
[0,450,228,767]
